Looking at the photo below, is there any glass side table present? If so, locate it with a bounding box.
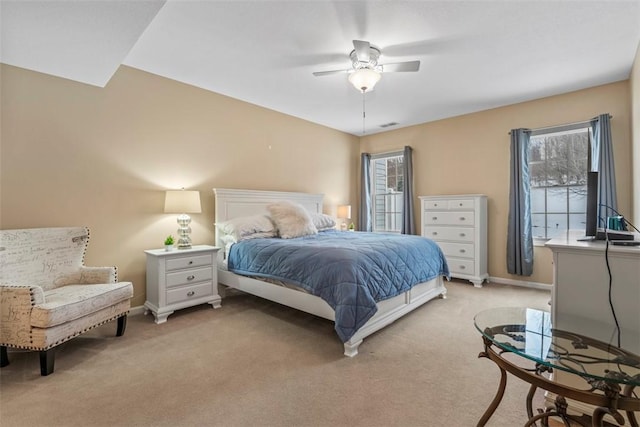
[474,307,640,427]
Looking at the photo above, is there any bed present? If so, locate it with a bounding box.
[213,188,449,357]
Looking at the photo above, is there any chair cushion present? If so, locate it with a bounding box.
[31,282,134,328]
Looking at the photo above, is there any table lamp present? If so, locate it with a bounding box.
[164,189,201,249]
[337,205,351,231]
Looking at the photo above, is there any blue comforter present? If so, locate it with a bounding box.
[228,230,450,342]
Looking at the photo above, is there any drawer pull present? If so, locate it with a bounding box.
[460,249,466,253]
[187,291,195,297]
[460,233,466,237]
[187,275,195,281]
[460,265,466,270]
[434,203,438,207]
[432,216,438,220]
[432,232,437,236]
[459,203,463,206]
[459,217,466,221]
[188,261,193,265]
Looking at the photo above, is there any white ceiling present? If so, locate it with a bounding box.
[2,1,640,136]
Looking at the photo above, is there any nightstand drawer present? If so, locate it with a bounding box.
[424,211,475,226]
[438,241,474,259]
[447,259,475,275]
[166,266,213,288]
[166,254,213,271]
[424,226,475,242]
[166,282,214,305]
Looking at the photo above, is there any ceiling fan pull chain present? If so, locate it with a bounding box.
[362,91,366,135]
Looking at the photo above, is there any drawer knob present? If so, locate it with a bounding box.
[460,217,466,221]
[187,291,195,297]
[188,261,193,265]
[187,275,195,281]
[460,233,466,237]
[434,203,438,207]
[460,265,466,270]
[460,249,466,253]
[432,232,437,236]
[432,216,438,220]
[459,203,463,206]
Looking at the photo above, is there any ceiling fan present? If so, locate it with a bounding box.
[312,40,420,92]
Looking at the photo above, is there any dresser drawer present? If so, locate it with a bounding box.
[166,282,214,305]
[424,226,475,242]
[438,242,474,259]
[166,266,213,288]
[166,253,213,271]
[423,200,448,210]
[447,258,475,275]
[447,199,475,210]
[424,211,475,226]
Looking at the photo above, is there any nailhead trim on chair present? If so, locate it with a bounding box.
[0,312,130,351]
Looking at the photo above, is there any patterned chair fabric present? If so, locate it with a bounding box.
[0,227,133,375]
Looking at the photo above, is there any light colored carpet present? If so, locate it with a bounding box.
[0,280,551,426]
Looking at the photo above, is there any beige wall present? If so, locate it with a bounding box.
[632,41,640,226]
[1,63,634,300]
[361,81,632,285]
[0,64,360,307]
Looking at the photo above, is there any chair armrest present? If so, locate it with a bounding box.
[79,266,117,284]
[0,285,45,347]
[53,266,118,287]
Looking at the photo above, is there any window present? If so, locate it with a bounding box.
[371,152,404,233]
[529,127,589,240]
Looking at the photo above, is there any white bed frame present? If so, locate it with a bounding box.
[213,188,447,357]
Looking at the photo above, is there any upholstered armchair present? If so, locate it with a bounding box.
[0,227,133,375]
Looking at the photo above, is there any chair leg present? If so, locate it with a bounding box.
[116,315,127,337]
[1,346,9,367]
[39,349,55,376]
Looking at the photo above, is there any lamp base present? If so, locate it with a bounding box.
[176,214,193,249]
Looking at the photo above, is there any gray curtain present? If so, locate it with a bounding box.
[359,153,372,232]
[507,129,534,276]
[401,145,415,234]
[591,114,618,223]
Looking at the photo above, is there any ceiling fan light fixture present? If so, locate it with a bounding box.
[348,68,381,93]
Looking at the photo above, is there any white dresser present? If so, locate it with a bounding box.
[144,245,221,323]
[420,194,488,287]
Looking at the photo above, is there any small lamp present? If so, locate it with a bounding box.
[164,189,202,249]
[337,205,352,231]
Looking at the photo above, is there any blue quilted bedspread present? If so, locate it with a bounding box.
[227,230,450,342]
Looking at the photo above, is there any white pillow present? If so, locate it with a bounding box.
[310,213,336,231]
[266,201,318,239]
[215,214,276,242]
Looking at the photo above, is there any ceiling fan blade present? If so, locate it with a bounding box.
[312,69,351,77]
[380,61,420,73]
[353,40,370,63]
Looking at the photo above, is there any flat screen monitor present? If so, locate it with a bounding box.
[585,171,598,238]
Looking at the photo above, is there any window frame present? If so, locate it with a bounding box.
[370,150,404,233]
[529,124,591,244]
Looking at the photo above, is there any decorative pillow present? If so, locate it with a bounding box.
[215,214,276,242]
[266,201,318,239]
[310,213,336,231]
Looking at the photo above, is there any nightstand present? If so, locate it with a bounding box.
[144,245,221,324]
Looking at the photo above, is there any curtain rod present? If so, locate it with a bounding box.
[508,114,613,135]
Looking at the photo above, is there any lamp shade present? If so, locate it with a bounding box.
[164,190,202,214]
[337,205,352,219]
[348,68,381,93]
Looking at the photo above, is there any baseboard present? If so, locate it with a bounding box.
[129,305,146,316]
[488,276,552,290]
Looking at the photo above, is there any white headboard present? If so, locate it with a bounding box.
[213,188,324,248]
